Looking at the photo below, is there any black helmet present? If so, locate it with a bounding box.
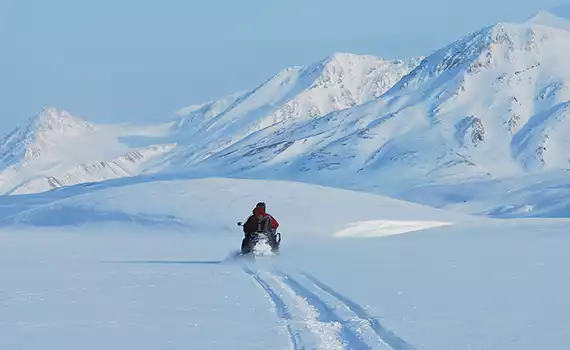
[256,202,266,208]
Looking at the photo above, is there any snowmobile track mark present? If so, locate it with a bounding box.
[241,266,301,350]
[272,271,373,350]
[301,272,416,350]
[244,266,355,349]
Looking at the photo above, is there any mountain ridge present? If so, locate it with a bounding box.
[0,53,420,195]
[3,8,570,218]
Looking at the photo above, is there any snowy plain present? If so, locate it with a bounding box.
[1,177,569,350]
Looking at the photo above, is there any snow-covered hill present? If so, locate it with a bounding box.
[0,176,468,234]
[2,176,569,350]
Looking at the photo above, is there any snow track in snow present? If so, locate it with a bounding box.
[300,272,416,350]
[242,265,415,350]
[241,266,302,350]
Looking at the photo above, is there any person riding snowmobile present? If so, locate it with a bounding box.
[241,202,280,254]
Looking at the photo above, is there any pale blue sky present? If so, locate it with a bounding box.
[0,0,564,134]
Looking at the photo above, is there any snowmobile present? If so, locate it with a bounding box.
[237,221,281,258]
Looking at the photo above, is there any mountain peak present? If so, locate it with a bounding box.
[393,19,567,94]
[32,107,93,135]
[0,108,95,168]
[305,52,423,97]
[548,3,570,19]
[392,25,494,92]
[527,4,570,31]
[322,52,378,64]
[319,52,421,70]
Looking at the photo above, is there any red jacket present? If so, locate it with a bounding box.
[243,207,279,234]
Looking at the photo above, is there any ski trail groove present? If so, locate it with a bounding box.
[241,266,301,350]
[271,271,372,350]
[301,272,417,350]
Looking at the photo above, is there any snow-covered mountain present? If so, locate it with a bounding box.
[341,17,570,183]
[161,8,570,199]
[3,7,570,218]
[162,53,422,170]
[0,54,420,195]
[0,108,176,195]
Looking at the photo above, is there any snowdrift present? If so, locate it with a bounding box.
[0,177,471,238]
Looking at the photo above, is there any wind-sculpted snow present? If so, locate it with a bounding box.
[333,220,452,238]
[0,177,467,234]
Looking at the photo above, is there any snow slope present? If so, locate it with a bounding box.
[398,168,570,218]
[0,177,465,236]
[1,176,569,350]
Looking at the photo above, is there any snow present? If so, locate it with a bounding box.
[549,3,570,20]
[0,177,469,234]
[290,219,570,350]
[333,220,452,238]
[4,8,570,348]
[0,230,288,350]
[0,109,177,195]
[4,13,570,219]
[0,54,420,196]
[527,10,570,31]
[407,169,570,218]
[1,176,569,349]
